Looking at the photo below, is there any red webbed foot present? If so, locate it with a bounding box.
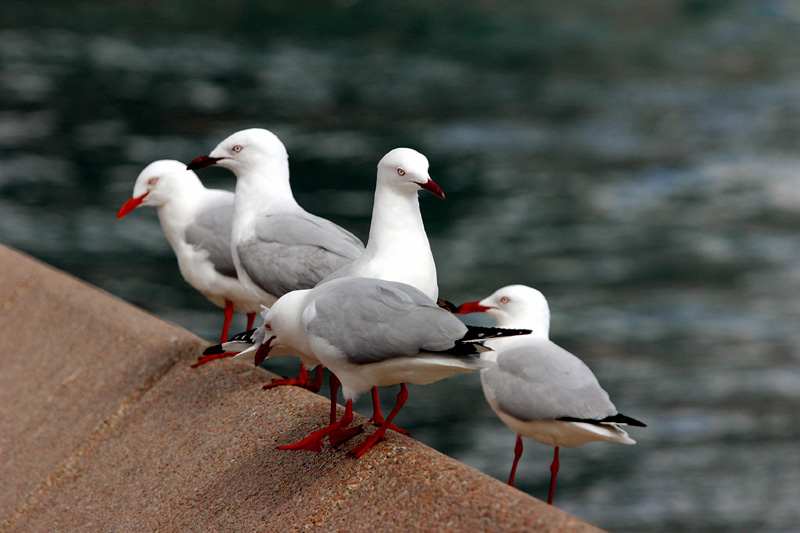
[262,364,323,393]
[329,425,364,448]
[278,428,330,452]
[279,399,355,453]
[368,415,410,436]
[191,352,237,368]
[350,384,409,459]
[263,376,310,390]
[349,430,388,458]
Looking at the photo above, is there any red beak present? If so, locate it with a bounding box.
[455,301,494,314]
[116,192,149,219]
[254,335,275,367]
[186,154,223,170]
[419,178,445,200]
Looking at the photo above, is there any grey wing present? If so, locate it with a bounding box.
[185,195,237,278]
[238,213,365,297]
[484,341,619,422]
[306,278,466,364]
[317,260,359,285]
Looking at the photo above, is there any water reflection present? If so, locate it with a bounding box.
[3,2,800,530]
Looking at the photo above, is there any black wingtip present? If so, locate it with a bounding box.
[610,413,647,427]
[558,413,647,427]
[229,328,258,343]
[462,325,532,342]
[431,342,486,357]
[203,344,225,356]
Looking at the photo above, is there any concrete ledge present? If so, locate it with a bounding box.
[0,244,599,532]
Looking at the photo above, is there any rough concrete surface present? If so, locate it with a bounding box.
[0,244,600,532]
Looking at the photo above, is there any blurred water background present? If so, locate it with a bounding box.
[3,1,800,530]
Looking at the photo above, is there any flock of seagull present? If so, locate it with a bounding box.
[117,128,645,505]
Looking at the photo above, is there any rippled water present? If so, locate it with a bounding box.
[3,2,800,531]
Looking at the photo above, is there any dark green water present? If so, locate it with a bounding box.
[3,2,800,530]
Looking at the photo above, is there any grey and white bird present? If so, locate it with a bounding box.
[457,285,646,505]
[204,147,448,427]
[246,277,531,458]
[318,147,445,428]
[320,147,443,298]
[187,129,365,387]
[117,160,261,343]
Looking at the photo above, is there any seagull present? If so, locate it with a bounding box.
[456,285,645,505]
[187,129,365,389]
[116,160,262,343]
[203,147,448,428]
[318,147,444,431]
[320,147,443,298]
[246,277,531,458]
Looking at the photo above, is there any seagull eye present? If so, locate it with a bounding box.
[397,168,405,176]
[499,297,509,304]
[147,177,158,186]
[232,145,243,153]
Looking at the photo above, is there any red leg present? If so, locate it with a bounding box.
[298,363,309,383]
[369,387,382,423]
[508,435,524,486]
[326,374,362,446]
[246,312,256,330]
[307,364,324,393]
[369,386,410,436]
[349,383,408,458]
[191,352,238,368]
[329,419,364,448]
[278,398,356,452]
[220,300,234,343]
[329,374,340,424]
[547,446,560,505]
[262,362,320,392]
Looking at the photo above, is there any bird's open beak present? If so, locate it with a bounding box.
[186,154,223,170]
[455,301,494,314]
[419,178,445,200]
[254,335,276,367]
[116,192,149,219]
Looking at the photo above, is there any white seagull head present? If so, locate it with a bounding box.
[458,284,550,337]
[253,289,309,366]
[186,128,289,177]
[117,160,200,218]
[377,148,445,199]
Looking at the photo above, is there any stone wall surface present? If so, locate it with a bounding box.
[0,244,600,532]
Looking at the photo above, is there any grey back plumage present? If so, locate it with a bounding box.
[305,278,467,364]
[184,195,237,278]
[318,260,359,284]
[483,340,619,422]
[238,212,365,297]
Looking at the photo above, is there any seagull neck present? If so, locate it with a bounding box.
[233,171,300,216]
[366,187,429,255]
[156,183,208,249]
[157,209,185,252]
[272,291,315,357]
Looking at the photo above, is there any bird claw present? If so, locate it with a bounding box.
[191,352,236,368]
